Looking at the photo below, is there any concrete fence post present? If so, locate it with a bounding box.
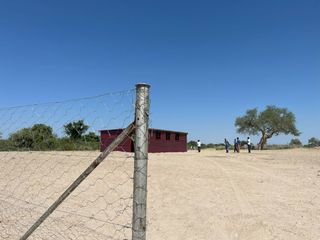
[132,83,150,240]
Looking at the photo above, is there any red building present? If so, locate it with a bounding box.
[100,128,188,153]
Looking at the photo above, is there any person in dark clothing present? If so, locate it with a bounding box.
[224,138,230,153]
[234,138,237,153]
[236,137,240,153]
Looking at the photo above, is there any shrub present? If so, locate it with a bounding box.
[0,139,16,151]
[307,137,320,147]
[289,138,302,147]
[264,144,291,150]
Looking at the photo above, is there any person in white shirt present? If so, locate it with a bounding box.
[247,137,251,153]
[197,140,201,153]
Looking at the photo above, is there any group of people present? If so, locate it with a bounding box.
[196,138,251,153]
[224,137,251,153]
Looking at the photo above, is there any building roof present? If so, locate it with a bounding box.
[100,128,188,134]
[149,128,188,134]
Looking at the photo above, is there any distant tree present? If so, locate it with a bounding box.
[289,138,302,147]
[240,140,247,147]
[188,140,197,149]
[206,143,216,148]
[83,132,100,142]
[9,124,55,149]
[9,128,33,149]
[201,143,207,149]
[235,106,300,150]
[31,124,56,146]
[64,120,89,140]
[308,137,320,147]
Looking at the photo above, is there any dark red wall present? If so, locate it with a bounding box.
[100,129,187,153]
[100,129,133,152]
[148,130,187,152]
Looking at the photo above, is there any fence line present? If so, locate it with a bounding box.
[0,84,150,240]
[20,122,136,239]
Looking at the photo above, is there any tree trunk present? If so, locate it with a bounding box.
[258,135,267,150]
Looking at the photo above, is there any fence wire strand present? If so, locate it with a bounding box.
[0,88,141,240]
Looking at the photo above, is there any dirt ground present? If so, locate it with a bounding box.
[147,148,320,240]
[0,149,320,239]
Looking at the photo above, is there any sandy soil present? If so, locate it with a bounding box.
[147,149,320,240]
[0,149,320,239]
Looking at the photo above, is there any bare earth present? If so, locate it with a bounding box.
[147,149,320,240]
[0,149,320,239]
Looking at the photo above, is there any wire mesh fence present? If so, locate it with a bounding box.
[0,85,150,240]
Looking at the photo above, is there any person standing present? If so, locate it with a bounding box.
[224,138,230,153]
[197,140,201,153]
[247,137,251,153]
[236,137,240,153]
[233,138,237,153]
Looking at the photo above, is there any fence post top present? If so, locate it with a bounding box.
[136,83,151,89]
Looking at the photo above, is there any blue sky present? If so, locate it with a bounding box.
[0,0,319,144]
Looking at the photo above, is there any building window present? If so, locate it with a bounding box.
[175,133,180,141]
[156,131,161,139]
[166,132,171,140]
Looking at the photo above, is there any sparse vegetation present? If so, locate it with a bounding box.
[188,141,226,150]
[307,137,320,147]
[289,138,302,147]
[0,121,100,151]
[263,144,291,150]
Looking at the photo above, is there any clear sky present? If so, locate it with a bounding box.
[0,0,319,144]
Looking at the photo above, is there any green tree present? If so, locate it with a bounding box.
[31,124,53,141]
[206,143,216,148]
[188,140,197,149]
[64,120,89,140]
[10,128,34,149]
[289,138,302,147]
[83,132,100,142]
[308,137,320,147]
[9,124,55,150]
[240,140,247,147]
[235,106,300,150]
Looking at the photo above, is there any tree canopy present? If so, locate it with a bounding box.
[235,106,300,150]
[9,124,55,150]
[187,140,197,149]
[83,132,100,142]
[289,138,302,147]
[308,137,320,147]
[64,120,89,139]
